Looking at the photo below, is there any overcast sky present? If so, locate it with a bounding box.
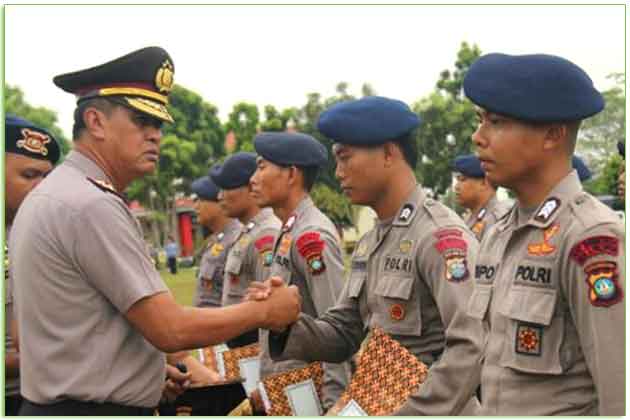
[5,4,625,139]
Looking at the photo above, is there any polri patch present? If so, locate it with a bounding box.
[434,228,469,282]
[584,261,622,307]
[296,231,326,275]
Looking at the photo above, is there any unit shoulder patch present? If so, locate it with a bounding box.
[434,228,469,282]
[255,235,275,267]
[296,231,326,275]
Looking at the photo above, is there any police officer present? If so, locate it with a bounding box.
[452,153,510,240]
[210,152,281,348]
[191,175,242,309]
[249,131,350,412]
[254,96,484,415]
[4,115,61,416]
[463,53,624,415]
[9,47,300,416]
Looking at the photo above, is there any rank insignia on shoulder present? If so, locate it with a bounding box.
[527,224,560,257]
[283,214,297,232]
[584,261,622,307]
[86,177,127,202]
[210,243,224,257]
[534,197,561,223]
[296,231,326,275]
[570,236,619,266]
[515,322,542,356]
[398,204,414,222]
[434,228,469,282]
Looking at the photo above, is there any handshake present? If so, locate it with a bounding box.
[246,277,302,332]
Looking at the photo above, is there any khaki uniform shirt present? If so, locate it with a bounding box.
[194,218,242,308]
[259,196,349,410]
[465,194,511,241]
[4,227,19,397]
[269,186,484,415]
[222,208,280,307]
[472,171,625,415]
[9,151,167,407]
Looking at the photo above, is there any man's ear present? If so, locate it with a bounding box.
[542,123,567,152]
[82,107,109,141]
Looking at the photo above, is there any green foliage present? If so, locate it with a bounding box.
[310,183,353,226]
[577,73,625,174]
[5,84,71,157]
[225,102,259,152]
[414,42,482,197]
[583,154,623,198]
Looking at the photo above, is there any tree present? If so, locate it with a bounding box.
[413,42,482,197]
[577,73,625,176]
[5,84,71,156]
[225,102,259,152]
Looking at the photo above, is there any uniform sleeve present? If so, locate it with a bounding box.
[289,228,349,408]
[251,228,278,283]
[73,197,167,313]
[563,224,625,415]
[291,228,345,315]
[396,226,484,416]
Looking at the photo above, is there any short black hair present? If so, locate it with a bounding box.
[299,165,319,192]
[392,131,418,169]
[72,97,117,140]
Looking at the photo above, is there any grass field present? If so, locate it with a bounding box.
[160,266,198,306]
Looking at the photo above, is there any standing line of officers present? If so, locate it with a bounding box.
[3,46,625,416]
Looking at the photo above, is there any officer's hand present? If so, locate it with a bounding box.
[161,363,192,403]
[260,284,301,332]
[244,276,284,301]
[249,389,266,414]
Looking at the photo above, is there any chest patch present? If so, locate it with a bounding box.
[383,256,413,274]
[515,265,552,285]
[515,322,542,356]
[527,225,559,257]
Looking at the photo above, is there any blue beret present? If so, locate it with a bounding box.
[464,53,604,122]
[317,96,420,145]
[209,152,257,189]
[618,142,625,159]
[254,132,327,167]
[572,155,592,182]
[452,154,485,178]
[191,176,220,201]
[5,114,60,164]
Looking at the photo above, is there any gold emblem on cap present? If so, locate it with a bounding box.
[17,128,50,156]
[155,60,174,93]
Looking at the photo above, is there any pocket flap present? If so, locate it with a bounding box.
[467,284,492,320]
[499,287,557,326]
[374,276,414,300]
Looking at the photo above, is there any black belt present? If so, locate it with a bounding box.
[19,398,154,416]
